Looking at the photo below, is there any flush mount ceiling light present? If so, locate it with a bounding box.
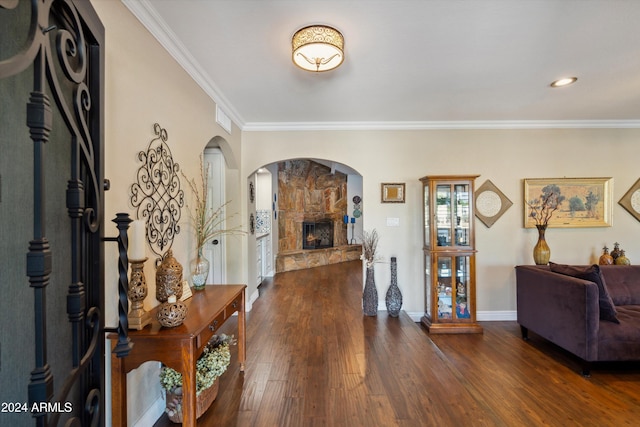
[292,25,344,72]
[550,77,578,87]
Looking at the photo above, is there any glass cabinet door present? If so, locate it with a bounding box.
[454,255,471,319]
[454,183,471,247]
[436,256,453,319]
[434,254,472,321]
[424,253,431,318]
[424,185,430,247]
[436,185,451,246]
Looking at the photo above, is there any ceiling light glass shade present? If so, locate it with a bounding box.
[550,77,578,87]
[292,25,344,72]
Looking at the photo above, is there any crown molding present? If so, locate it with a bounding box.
[121,1,640,134]
[122,0,245,129]
[242,120,640,132]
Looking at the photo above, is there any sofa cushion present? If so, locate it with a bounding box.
[599,265,640,306]
[549,262,619,324]
[597,305,640,361]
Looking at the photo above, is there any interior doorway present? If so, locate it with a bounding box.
[204,147,226,283]
[250,158,363,276]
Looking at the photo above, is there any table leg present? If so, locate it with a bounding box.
[239,290,246,371]
[181,344,197,426]
[110,339,127,427]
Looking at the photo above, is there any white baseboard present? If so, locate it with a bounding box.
[406,311,424,322]
[133,394,165,427]
[247,288,260,312]
[477,310,517,321]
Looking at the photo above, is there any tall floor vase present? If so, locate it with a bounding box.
[363,265,378,316]
[533,224,550,265]
[385,257,403,317]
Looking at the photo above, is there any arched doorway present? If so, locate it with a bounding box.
[200,135,242,285]
[248,158,363,281]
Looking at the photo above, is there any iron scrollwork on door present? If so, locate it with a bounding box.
[130,123,184,261]
[1,0,106,425]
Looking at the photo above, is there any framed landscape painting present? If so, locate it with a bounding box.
[523,177,613,228]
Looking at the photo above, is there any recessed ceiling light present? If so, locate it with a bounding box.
[550,77,578,87]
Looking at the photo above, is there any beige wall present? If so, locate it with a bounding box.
[92,1,244,425]
[242,128,640,317]
[93,0,245,321]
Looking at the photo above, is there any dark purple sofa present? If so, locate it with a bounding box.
[515,264,640,375]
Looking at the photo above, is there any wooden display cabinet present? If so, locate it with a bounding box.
[420,175,483,334]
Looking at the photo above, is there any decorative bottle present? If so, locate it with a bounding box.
[611,242,621,263]
[599,246,614,265]
[615,250,631,265]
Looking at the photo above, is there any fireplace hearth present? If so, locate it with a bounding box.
[302,220,334,249]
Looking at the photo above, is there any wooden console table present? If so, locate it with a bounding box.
[109,285,246,427]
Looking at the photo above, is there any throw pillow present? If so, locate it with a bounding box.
[549,262,619,324]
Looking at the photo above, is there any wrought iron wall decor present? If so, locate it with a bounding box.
[130,123,184,262]
[1,1,106,425]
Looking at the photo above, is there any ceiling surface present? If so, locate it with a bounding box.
[125,0,640,130]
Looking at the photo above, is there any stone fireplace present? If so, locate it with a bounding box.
[275,159,362,272]
[302,219,334,249]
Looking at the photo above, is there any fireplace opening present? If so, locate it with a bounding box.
[302,220,334,249]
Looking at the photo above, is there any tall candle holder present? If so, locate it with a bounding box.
[350,217,356,244]
[128,257,151,330]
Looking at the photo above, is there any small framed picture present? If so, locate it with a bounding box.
[381,183,405,203]
[181,280,193,301]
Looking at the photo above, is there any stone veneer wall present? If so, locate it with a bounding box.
[276,160,351,272]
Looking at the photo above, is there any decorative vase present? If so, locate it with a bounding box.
[157,295,188,328]
[599,246,614,265]
[165,378,219,423]
[533,224,550,265]
[615,249,630,265]
[156,249,183,302]
[363,265,378,316]
[190,249,210,291]
[611,242,621,263]
[385,257,403,317]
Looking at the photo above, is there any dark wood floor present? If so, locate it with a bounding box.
[154,260,640,426]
